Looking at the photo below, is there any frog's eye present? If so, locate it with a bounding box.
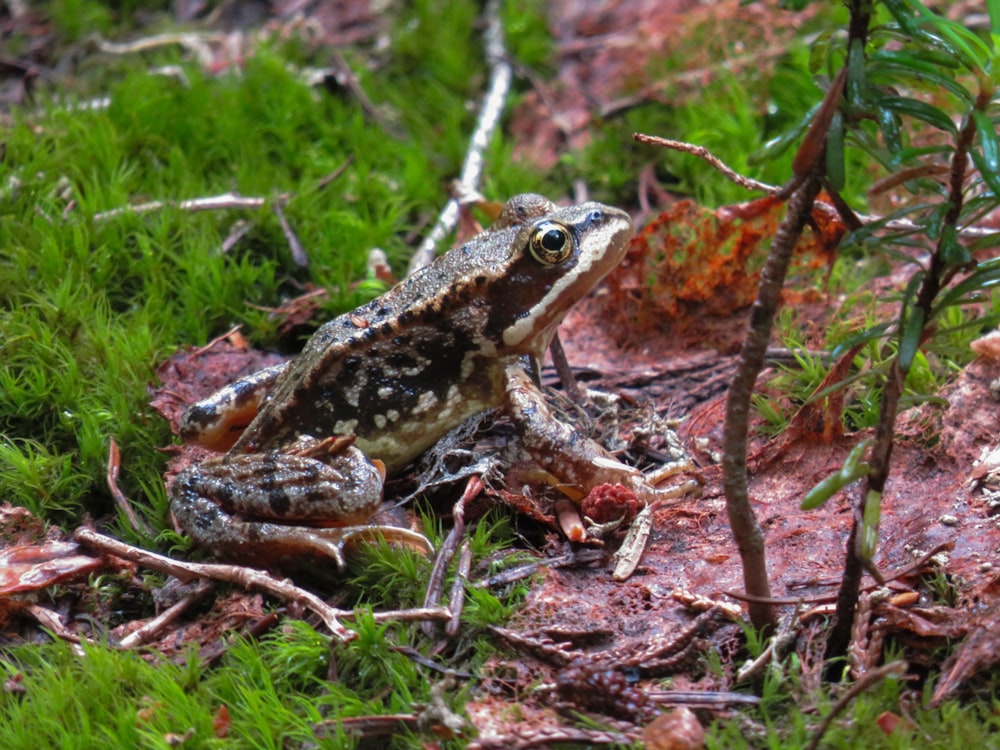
[528,221,573,265]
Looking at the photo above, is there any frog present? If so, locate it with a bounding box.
[170,194,666,569]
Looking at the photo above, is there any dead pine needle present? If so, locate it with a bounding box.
[105,437,153,537]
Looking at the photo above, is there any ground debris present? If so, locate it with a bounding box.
[931,585,1000,705]
[490,606,733,722]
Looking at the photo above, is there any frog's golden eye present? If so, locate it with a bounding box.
[528,221,573,266]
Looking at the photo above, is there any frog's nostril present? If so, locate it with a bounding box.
[577,210,604,232]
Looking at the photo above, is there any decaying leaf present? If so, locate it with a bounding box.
[603,197,842,337]
[0,541,104,597]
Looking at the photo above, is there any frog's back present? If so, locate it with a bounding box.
[230,220,525,468]
[231,195,632,472]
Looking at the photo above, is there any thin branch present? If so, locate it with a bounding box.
[406,0,512,274]
[634,133,778,194]
[324,50,401,134]
[92,191,270,221]
[826,89,983,663]
[723,541,954,605]
[804,661,908,750]
[632,133,998,240]
[315,155,355,191]
[25,605,87,653]
[722,165,825,632]
[468,725,636,750]
[735,607,804,683]
[445,540,473,637]
[75,527,353,639]
[602,37,827,118]
[118,580,214,649]
[96,32,225,68]
[74,528,451,641]
[421,476,481,637]
[368,607,453,624]
[547,332,587,404]
[105,437,153,536]
[272,201,309,267]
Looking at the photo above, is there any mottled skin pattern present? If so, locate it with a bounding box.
[170,194,650,566]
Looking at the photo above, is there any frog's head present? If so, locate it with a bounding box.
[487,197,634,358]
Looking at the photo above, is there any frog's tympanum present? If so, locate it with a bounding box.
[170,194,663,568]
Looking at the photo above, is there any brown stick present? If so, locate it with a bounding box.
[804,661,907,750]
[407,0,512,273]
[74,528,451,640]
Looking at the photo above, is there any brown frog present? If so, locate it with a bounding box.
[170,194,664,567]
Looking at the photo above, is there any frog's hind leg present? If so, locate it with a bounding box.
[171,501,355,570]
[178,363,288,451]
[169,447,384,570]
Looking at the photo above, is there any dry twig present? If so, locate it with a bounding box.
[24,605,86,654]
[445,540,473,638]
[633,132,996,240]
[634,133,777,195]
[92,191,269,222]
[74,528,451,641]
[721,157,826,631]
[723,541,955,606]
[407,0,512,273]
[421,476,481,637]
[272,201,309,267]
[118,580,214,649]
[96,32,226,68]
[468,725,636,749]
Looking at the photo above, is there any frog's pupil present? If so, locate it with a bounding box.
[542,229,565,251]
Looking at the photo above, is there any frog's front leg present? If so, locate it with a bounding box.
[170,443,428,570]
[503,363,668,504]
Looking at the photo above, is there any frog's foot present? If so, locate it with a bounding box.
[320,525,435,560]
[504,365,700,507]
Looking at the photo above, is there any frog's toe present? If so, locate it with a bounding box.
[262,527,351,571]
[309,525,434,558]
[649,477,701,502]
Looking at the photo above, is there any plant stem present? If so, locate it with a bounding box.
[722,167,824,632]
[825,88,982,664]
